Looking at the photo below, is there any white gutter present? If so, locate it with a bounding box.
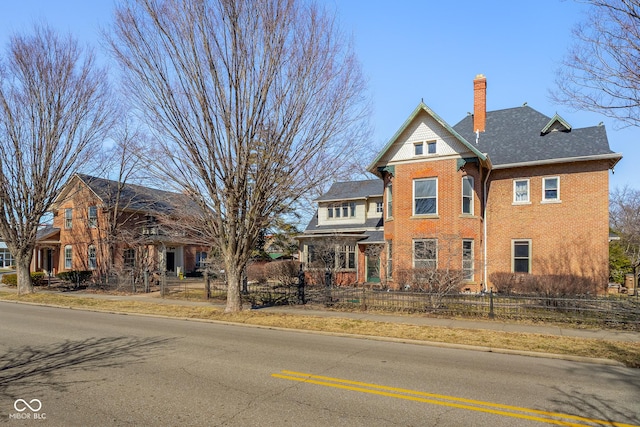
[491,153,622,169]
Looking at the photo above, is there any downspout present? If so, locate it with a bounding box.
[483,168,491,292]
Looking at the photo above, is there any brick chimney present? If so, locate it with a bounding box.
[473,74,487,133]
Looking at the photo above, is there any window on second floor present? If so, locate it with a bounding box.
[376,201,383,213]
[542,177,560,202]
[327,202,356,219]
[513,179,530,204]
[88,206,98,228]
[414,142,423,156]
[386,183,393,218]
[462,176,474,215]
[64,208,72,229]
[414,178,437,215]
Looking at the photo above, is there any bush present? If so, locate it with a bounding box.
[57,270,93,284]
[1,273,17,286]
[1,272,47,287]
[264,261,300,286]
[489,272,599,297]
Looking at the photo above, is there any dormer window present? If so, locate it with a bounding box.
[327,202,356,219]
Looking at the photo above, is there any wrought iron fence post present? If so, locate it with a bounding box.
[144,269,149,293]
[297,264,306,305]
[489,289,495,319]
[324,270,332,305]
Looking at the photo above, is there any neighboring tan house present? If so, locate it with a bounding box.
[33,174,208,278]
[298,179,384,284]
[305,75,621,291]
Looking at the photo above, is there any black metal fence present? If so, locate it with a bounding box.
[83,276,639,329]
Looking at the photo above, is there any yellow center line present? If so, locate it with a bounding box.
[272,370,638,427]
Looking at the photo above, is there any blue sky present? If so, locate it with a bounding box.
[1,0,637,190]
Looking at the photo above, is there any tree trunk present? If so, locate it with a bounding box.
[16,252,34,295]
[224,261,243,313]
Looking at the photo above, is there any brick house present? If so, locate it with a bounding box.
[33,174,208,278]
[304,75,621,292]
[298,179,384,284]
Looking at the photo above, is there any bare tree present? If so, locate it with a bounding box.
[0,25,113,294]
[610,186,640,291]
[553,0,640,127]
[109,0,370,312]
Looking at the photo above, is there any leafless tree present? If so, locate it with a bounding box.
[0,25,113,294]
[109,0,370,312]
[553,0,640,127]
[610,186,640,290]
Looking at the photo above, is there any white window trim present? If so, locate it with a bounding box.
[462,176,474,215]
[512,179,531,204]
[88,206,98,228]
[386,183,393,219]
[88,245,97,270]
[462,239,474,281]
[413,239,438,269]
[427,140,437,154]
[512,239,532,274]
[413,177,438,216]
[414,142,424,156]
[64,208,73,229]
[541,176,561,203]
[64,245,72,269]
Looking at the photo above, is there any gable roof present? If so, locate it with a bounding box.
[453,106,622,168]
[53,174,194,215]
[315,179,383,202]
[367,102,488,174]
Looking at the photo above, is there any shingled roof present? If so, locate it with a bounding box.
[315,179,382,202]
[452,106,621,167]
[69,174,194,215]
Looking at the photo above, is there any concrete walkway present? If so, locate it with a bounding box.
[4,284,638,343]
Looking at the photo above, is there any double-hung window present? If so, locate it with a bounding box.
[462,176,474,215]
[513,179,530,203]
[414,239,437,269]
[64,245,72,269]
[386,183,393,218]
[462,240,474,281]
[414,178,437,215]
[542,177,560,202]
[196,251,208,269]
[338,245,356,269]
[88,206,98,228]
[64,208,73,229]
[513,240,531,273]
[88,245,97,270]
[123,248,135,268]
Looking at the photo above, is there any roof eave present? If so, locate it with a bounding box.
[491,153,623,170]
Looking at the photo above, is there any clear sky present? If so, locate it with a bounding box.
[1,0,637,191]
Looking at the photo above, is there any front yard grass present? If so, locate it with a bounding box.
[0,291,638,368]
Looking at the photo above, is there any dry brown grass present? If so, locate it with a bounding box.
[1,291,638,368]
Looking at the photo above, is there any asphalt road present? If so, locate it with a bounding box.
[1,302,638,427]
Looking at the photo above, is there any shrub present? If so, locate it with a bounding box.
[57,270,93,284]
[264,260,300,286]
[489,271,599,297]
[1,273,17,286]
[1,272,48,287]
